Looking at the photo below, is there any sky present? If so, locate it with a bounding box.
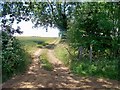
[13,20,60,37]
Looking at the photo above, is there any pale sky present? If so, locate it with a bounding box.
[13,20,60,37]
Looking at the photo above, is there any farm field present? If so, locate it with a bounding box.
[16,36,57,54]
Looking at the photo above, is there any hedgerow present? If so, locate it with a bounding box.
[1,31,31,82]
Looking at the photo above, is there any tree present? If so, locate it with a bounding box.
[67,2,120,60]
[1,1,76,38]
[31,1,75,37]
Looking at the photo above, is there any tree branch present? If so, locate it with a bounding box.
[47,0,57,23]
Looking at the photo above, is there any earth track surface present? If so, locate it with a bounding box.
[2,39,120,89]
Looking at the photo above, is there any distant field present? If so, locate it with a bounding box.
[16,36,57,54]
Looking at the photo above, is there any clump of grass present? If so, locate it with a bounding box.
[54,44,69,65]
[40,50,53,71]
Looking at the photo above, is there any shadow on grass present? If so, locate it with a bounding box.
[44,44,56,49]
[33,40,45,44]
[33,40,56,50]
[32,40,51,48]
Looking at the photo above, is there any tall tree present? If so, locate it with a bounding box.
[31,1,75,37]
[1,1,75,38]
[67,2,120,60]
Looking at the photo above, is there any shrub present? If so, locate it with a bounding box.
[70,58,118,80]
[1,31,31,82]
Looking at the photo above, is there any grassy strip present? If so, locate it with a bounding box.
[54,44,69,65]
[39,50,53,71]
[54,43,119,80]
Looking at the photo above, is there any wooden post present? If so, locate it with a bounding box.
[89,44,93,62]
[78,46,83,60]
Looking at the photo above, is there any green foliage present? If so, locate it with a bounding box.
[40,50,53,71]
[1,2,120,82]
[67,2,120,59]
[70,58,118,80]
[31,2,74,32]
[54,43,119,80]
[54,43,69,65]
[2,32,31,82]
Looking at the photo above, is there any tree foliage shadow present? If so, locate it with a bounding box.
[32,40,56,50]
[44,44,56,49]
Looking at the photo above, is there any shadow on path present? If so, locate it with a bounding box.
[2,39,120,89]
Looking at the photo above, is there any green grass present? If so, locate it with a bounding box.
[54,43,119,80]
[40,50,53,71]
[54,43,69,65]
[70,59,118,80]
[16,36,57,54]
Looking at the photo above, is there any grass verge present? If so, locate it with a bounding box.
[70,59,118,80]
[54,43,69,65]
[54,43,119,80]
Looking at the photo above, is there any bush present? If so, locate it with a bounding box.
[70,58,118,80]
[1,31,31,82]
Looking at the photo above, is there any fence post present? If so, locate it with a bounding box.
[78,46,83,60]
[89,44,93,62]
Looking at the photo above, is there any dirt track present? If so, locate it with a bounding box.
[2,40,120,89]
